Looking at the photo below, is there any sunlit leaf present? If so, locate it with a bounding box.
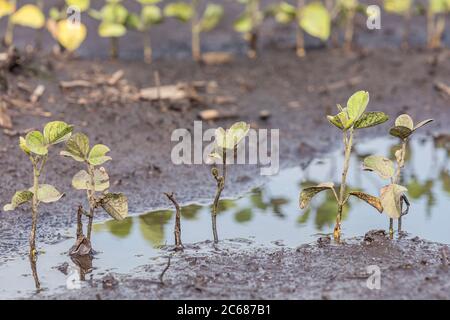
[141,4,162,25]
[11,4,45,28]
[363,155,395,179]
[66,0,90,12]
[164,2,194,22]
[380,184,407,219]
[200,4,223,32]
[272,1,296,24]
[88,144,112,166]
[215,122,250,150]
[99,22,127,37]
[395,114,414,130]
[30,184,63,203]
[299,182,335,209]
[354,111,389,129]
[138,0,162,4]
[101,3,129,24]
[72,168,110,192]
[299,2,330,41]
[327,114,344,130]
[338,0,358,10]
[60,132,90,162]
[430,0,450,14]
[233,13,252,33]
[25,131,48,156]
[19,136,31,155]
[389,125,412,139]
[384,0,412,14]
[43,121,73,145]
[101,193,128,221]
[349,191,383,213]
[0,0,15,18]
[3,190,33,211]
[347,91,369,123]
[414,119,434,131]
[56,20,87,52]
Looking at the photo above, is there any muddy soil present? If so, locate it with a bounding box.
[36,231,450,300]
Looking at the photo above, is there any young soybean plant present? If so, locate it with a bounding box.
[233,0,263,58]
[426,0,450,49]
[208,122,250,243]
[299,91,389,240]
[269,1,331,57]
[90,0,129,58]
[384,114,433,234]
[383,0,413,49]
[337,0,358,51]
[164,1,224,62]
[60,133,128,254]
[3,122,73,265]
[127,0,164,63]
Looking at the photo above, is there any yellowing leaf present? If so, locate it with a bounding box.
[395,114,414,130]
[43,121,73,145]
[354,111,389,129]
[101,193,128,221]
[3,190,33,211]
[72,168,110,192]
[347,91,369,122]
[200,4,223,32]
[164,2,193,22]
[11,4,45,29]
[99,22,126,37]
[56,20,87,52]
[19,136,31,155]
[66,0,90,12]
[299,2,331,41]
[349,191,383,213]
[0,0,15,18]
[299,182,335,209]
[141,4,162,25]
[60,132,90,162]
[380,184,407,219]
[384,0,412,14]
[30,184,63,203]
[363,155,395,180]
[25,131,48,156]
[88,144,112,166]
[215,122,250,150]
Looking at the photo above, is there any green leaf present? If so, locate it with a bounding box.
[25,131,48,155]
[327,114,344,130]
[141,5,163,25]
[164,2,194,22]
[389,126,412,139]
[66,0,90,12]
[347,91,369,122]
[215,122,250,150]
[395,114,414,130]
[299,2,331,41]
[72,168,110,192]
[3,190,33,211]
[384,0,412,14]
[354,111,389,129]
[30,184,64,203]
[43,121,73,145]
[348,191,383,213]
[380,184,408,219]
[363,155,395,180]
[19,136,31,155]
[138,0,162,4]
[60,132,90,162]
[200,4,223,32]
[99,22,127,37]
[101,193,128,221]
[339,0,358,10]
[430,0,450,14]
[233,14,252,33]
[126,12,142,29]
[299,182,335,209]
[88,144,112,166]
[101,3,129,24]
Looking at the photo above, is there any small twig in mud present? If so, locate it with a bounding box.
[107,70,124,86]
[198,109,238,121]
[30,85,45,103]
[59,80,93,89]
[434,81,450,99]
[159,255,172,285]
[441,246,449,268]
[164,192,183,250]
[153,71,164,110]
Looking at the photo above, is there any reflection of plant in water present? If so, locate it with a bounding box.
[234,208,253,223]
[104,218,133,238]
[407,177,435,217]
[139,210,172,247]
[181,204,202,220]
[299,91,389,241]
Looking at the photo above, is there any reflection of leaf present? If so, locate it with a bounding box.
[407,178,433,199]
[234,208,253,223]
[442,171,450,195]
[315,193,349,230]
[104,218,133,238]
[271,198,289,217]
[250,188,268,210]
[297,207,310,224]
[213,199,237,214]
[181,204,201,220]
[139,210,172,247]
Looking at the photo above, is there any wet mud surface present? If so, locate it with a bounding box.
[1,8,450,298]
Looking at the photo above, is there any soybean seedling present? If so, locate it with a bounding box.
[3,121,73,287]
[60,132,128,254]
[47,0,89,53]
[127,0,164,63]
[299,91,389,240]
[426,0,449,49]
[208,121,250,243]
[90,0,129,59]
[268,1,331,57]
[383,0,413,49]
[386,114,434,233]
[164,1,224,62]
[233,0,263,58]
[1,1,45,47]
[337,0,358,51]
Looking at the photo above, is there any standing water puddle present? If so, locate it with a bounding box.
[1,135,449,298]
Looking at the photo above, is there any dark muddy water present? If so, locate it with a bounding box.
[1,135,449,298]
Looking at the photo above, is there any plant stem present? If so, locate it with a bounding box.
[143,28,152,64]
[334,128,354,240]
[3,0,16,47]
[110,37,119,59]
[30,160,39,262]
[86,164,96,241]
[247,0,259,58]
[211,149,227,243]
[35,0,44,50]
[296,0,305,57]
[427,9,434,49]
[191,0,201,62]
[344,8,355,52]
[164,192,183,250]
[394,139,407,234]
[402,5,411,50]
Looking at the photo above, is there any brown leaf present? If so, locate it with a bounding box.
[349,191,383,213]
[0,102,12,129]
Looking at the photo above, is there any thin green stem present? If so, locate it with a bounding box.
[86,164,96,241]
[296,0,305,57]
[191,0,201,62]
[3,0,16,47]
[211,148,227,243]
[143,28,152,64]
